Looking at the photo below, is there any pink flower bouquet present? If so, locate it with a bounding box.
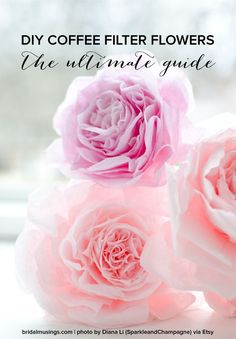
[16,50,236,327]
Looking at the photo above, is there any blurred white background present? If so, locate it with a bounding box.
[0,0,236,238]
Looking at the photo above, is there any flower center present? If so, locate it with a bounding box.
[78,80,157,160]
[206,151,236,200]
[92,226,146,286]
[90,92,125,130]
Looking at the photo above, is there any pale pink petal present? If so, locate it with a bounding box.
[204,292,236,317]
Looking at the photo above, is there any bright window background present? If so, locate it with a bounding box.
[0,0,236,239]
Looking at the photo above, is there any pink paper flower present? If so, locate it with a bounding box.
[48,55,194,186]
[167,114,236,316]
[15,182,194,327]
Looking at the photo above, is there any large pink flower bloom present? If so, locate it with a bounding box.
[166,114,236,317]
[48,55,194,186]
[15,182,194,327]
